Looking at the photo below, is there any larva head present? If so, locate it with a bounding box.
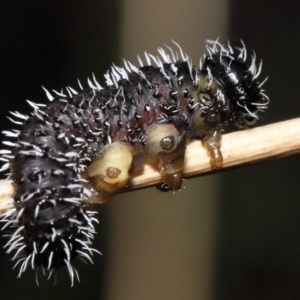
[201,40,269,128]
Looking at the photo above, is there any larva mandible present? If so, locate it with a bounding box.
[0,39,268,284]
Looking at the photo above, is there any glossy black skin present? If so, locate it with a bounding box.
[202,53,263,128]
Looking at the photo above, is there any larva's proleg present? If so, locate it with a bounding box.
[146,124,187,191]
[0,39,268,284]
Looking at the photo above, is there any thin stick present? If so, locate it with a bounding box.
[129,117,300,189]
[0,180,15,214]
[0,118,300,212]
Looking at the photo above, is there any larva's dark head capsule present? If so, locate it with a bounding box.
[199,40,269,129]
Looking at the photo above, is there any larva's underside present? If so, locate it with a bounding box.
[0,40,268,284]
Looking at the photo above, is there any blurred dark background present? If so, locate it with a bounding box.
[0,1,300,299]
[217,1,300,299]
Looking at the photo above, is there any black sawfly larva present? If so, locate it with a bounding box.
[0,39,268,285]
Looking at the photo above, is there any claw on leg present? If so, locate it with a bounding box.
[203,130,223,169]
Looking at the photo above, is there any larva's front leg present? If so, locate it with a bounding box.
[203,130,223,169]
[191,104,224,169]
[145,124,187,191]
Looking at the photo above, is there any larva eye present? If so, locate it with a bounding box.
[160,135,175,151]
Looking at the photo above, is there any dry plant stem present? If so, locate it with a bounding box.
[0,180,14,213]
[130,118,300,189]
[0,118,300,211]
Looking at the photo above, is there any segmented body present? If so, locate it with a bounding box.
[0,40,268,284]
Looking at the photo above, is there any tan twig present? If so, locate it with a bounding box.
[0,180,14,214]
[129,118,300,189]
[0,118,300,212]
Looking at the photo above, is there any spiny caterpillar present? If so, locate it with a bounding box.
[0,40,268,285]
